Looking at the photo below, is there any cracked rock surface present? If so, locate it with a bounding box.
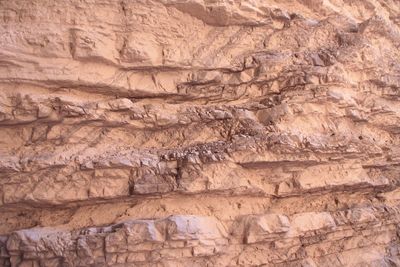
[1,0,400,266]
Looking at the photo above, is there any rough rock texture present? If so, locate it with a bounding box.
[1,0,400,266]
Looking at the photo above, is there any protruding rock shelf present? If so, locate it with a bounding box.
[1,207,399,266]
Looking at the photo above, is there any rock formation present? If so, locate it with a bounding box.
[1,0,400,266]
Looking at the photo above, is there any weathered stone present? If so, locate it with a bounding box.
[125,221,164,246]
[290,212,336,235]
[1,0,400,266]
[165,215,227,241]
[245,214,291,243]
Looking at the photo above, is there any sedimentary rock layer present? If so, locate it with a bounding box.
[0,0,400,266]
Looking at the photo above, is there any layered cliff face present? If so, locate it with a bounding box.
[1,0,400,266]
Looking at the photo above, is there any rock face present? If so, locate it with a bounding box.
[1,0,400,266]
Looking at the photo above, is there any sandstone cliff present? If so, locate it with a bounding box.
[1,0,400,266]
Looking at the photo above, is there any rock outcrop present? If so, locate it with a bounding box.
[1,0,400,266]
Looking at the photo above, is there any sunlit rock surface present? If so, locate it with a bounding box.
[1,0,400,266]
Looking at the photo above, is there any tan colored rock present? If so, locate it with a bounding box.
[290,212,336,234]
[1,0,400,265]
[244,214,290,243]
[165,215,227,241]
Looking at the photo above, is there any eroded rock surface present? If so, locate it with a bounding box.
[1,0,400,266]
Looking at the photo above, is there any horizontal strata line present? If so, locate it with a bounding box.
[0,155,396,207]
[0,188,391,210]
[0,78,258,103]
[1,191,398,236]
[0,186,395,213]
[1,204,399,264]
[0,117,230,129]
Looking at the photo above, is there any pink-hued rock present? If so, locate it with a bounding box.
[1,0,400,266]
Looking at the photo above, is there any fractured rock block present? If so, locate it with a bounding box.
[290,212,336,235]
[70,29,118,64]
[89,169,130,198]
[106,220,166,254]
[125,221,165,246]
[6,228,73,260]
[119,34,163,66]
[244,214,291,243]
[165,215,227,241]
[277,163,389,196]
